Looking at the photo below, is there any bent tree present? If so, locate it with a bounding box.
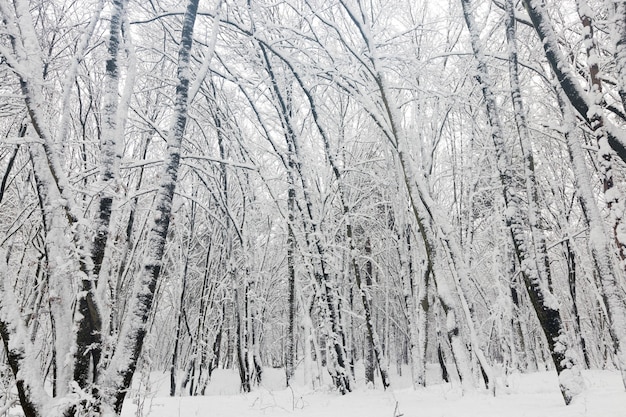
[460,0,583,404]
[0,0,204,415]
[521,0,626,388]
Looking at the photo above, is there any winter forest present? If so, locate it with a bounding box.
[1,0,626,415]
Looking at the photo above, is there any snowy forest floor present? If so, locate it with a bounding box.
[120,366,625,417]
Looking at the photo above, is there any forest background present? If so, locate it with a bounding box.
[1,0,626,415]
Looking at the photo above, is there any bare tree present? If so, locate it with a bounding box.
[0,0,203,414]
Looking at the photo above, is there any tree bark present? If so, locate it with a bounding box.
[462,0,583,403]
[98,0,201,412]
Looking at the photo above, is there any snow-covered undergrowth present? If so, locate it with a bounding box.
[121,366,625,417]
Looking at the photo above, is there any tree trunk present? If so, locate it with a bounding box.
[364,238,376,387]
[170,213,194,396]
[98,0,201,412]
[522,0,626,388]
[259,44,353,394]
[462,0,583,403]
[285,165,297,385]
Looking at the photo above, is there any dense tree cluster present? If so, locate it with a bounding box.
[1,0,626,415]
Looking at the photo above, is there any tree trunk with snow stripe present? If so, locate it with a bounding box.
[0,0,202,414]
[462,0,583,404]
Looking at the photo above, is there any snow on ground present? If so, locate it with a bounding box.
[121,365,625,417]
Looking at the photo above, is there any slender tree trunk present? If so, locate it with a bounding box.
[558,89,626,387]
[397,223,425,388]
[285,164,297,386]
[300,310,312,388]
[613,1,626,111]
[518,0,626,388]
[98,0,201,412]
[171,210,195,396]
[564,239,591,368]
[236,281,251,393]
[463,0,583,403]
[576,1,626,387]
[364,238,376,387]
[332,0,491,392]
[259,44,352,394]
[189,240,213,396]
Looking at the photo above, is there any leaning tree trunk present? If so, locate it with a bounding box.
[289,60,391,388]
[333,0,494,392]
[559,90,626,386]
[461,0,583,404]
[522,0,626,389]
[259,44,353,394]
